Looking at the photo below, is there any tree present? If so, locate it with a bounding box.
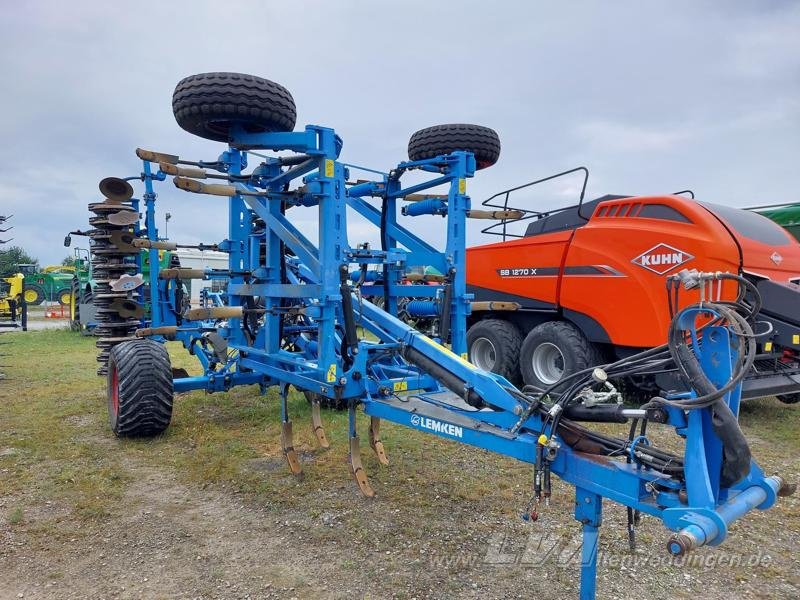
[0,246,38,276]
[61,255,76,267]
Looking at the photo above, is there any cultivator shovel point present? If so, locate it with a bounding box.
[310,399,330,449]
[368,416,389,466]
[348,435,375,498]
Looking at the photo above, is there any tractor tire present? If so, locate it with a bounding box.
[408,124,501,169]
[777,393,800,404]
[70,278,80,331]
[107,339,174,437]
[57,288,72,307]
[519,321,602,391]
[23,284,45,306]
[172,72,296,142]
[467,319,522,382]
[304,390,348,412]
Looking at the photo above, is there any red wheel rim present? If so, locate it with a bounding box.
[111,366,119,416]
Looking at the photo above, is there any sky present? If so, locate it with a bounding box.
[0,0,798,266]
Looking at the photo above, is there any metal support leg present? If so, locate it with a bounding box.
[348,400,374,497]
[279,384,303,478]
[574,487,602,600]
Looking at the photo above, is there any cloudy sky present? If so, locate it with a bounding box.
[0,1,798,266]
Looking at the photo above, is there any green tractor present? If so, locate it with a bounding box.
[16,263,73,306]
[751,203,800,242]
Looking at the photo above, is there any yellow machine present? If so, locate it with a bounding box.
[0,273,23,318]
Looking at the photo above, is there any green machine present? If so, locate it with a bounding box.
[751,202,800,242]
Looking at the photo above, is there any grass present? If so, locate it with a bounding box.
[0,329,533,527]
[1,327,799,536]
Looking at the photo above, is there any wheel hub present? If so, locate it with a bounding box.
[471,337,497,370]
[531,342,565,385]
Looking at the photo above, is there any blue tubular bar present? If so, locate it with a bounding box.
[667,476,782,555]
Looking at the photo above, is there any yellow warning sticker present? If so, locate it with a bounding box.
[458,178,466,194]
[325,159,334,178]
[326,363,337,382]
[393,381,408,392]
[417,335,475,370]
[764,342,773,352]
[793,334,800,345]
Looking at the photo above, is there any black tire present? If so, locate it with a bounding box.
[70,278,80,331]
[173,72,296,142]
[304,390,348,411]
[23,284,45,306]
[519,321,601,390]
[107,339,174,437]
[57,287,72,307]
[408,124,501,169]
[777,393,800,405]
[467,319,522,382]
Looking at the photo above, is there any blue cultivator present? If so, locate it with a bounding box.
[94,72,793,599]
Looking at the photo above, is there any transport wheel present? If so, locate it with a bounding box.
[58,289,72,306]
[172,72,297,142]
[467,319,522,382]
[23,284,44,305]
[777,393,800,404]
[519,321,601,390]
[408,124,501,169]
[304,390,348,412]
[107,339,174,437]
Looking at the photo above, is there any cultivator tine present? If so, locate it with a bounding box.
[135,325,178,338]
[184,306,243,321]
[159,162,207,179]
[466,209,525,220]
[310,399,330,449]
[136,147,179,165]
[368,417,389,466]
[348,402,375,497]
[279,385,303,478]
[132,238,178,251]
[173,177,237,197]
[160,268,208,280]
[281,421,304,478]
[349,436,375,498]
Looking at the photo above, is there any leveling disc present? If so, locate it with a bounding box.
[99,177,134,202]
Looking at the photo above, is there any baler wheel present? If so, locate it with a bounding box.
[172,72,297,142]
[408,124,501,169]
[519,321,602,390]
[467,319,522,382]
[107,339,174,437]
[777,393,800,404]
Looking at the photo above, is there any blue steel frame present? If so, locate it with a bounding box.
[124,124,783,600]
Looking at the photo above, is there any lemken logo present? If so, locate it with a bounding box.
[410,414,463,438]
[632,243,694,275]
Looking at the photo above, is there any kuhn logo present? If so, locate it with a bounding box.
[410,414,463,438]
[632,243,694,275]
[770,252,783,266]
